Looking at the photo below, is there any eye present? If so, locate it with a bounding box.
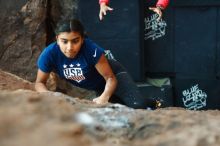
[62,40,68,44]
[72,39,80,44]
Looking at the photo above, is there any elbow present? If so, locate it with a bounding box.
[106,75,117,89]
[111,75,118,90]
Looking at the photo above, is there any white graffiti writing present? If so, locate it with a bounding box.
[182,84,207,110]
[144,13,167,41]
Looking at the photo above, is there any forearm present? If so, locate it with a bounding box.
[35,82,49,92]
[100,76,117,101]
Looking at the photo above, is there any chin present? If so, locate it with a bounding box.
[66,54,76,58]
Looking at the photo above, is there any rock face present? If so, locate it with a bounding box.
[0,69,34,90]
[1,69,220,146]
[0,0,47,81]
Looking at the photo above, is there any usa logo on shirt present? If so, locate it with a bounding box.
[63,63,85,83]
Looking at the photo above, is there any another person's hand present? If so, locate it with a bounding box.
[149,6,163,21]
[99,3,113,20]
[93,96,109,104]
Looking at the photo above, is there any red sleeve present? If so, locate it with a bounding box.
[156,0,169,9]
[99,0,109,5]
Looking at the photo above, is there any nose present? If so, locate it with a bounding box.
[67,42,73,51]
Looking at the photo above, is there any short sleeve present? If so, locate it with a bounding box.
[83,39,105,66]
[37,48,53,73]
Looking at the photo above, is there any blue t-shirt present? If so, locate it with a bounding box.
[37,38,106,91]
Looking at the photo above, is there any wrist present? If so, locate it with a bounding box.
[100,2,107,7]
[99,94,110,101]
[156,5,164,10]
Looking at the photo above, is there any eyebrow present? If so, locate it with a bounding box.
[60,37,80,41]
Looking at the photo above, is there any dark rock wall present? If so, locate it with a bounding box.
[50,0,78,24]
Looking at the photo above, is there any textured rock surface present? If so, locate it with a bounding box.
[1,70,220,146]
[0,69,34,90]
[0,0,47,81]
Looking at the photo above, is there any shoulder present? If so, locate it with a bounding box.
[44,42,58,53]
[38,42,60,64]
[41,42,59,57]
[84,38,96,47]
[83,38,104,52]
[81,38,105,65]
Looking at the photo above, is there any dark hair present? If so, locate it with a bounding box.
[55,19,85,37]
